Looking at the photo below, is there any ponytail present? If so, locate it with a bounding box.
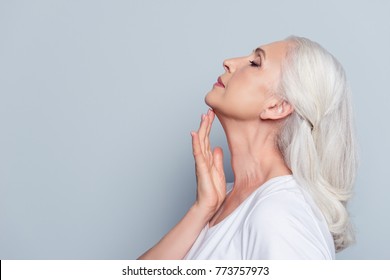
[277,36,358,252]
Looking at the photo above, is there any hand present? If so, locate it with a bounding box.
[191,109,226,217]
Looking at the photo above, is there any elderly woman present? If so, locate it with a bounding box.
[138,36,357,260]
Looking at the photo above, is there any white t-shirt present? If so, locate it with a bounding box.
[184,175,335,260]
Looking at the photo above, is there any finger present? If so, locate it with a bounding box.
[191,131,212,186]
[205,109,215,136]
[204,110,215,154]
[191,131,201,158]
[197,114,208,154]
[213,147,225,179]
[191,131,207,168]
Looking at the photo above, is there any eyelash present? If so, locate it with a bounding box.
[249,60,261,68]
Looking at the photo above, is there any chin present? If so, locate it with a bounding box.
[204,90,216,108]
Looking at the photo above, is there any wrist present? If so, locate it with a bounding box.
[189,203,216,223]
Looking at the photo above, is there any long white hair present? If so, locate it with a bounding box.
[277,36,358,252]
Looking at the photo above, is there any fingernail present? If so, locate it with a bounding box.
[202,114,206,120]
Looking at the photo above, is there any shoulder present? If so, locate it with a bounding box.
[242,177,334,259]
[245,178,311,232]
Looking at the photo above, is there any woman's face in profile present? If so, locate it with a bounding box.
[205,40,288,120]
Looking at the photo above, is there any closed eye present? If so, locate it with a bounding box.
[249,60,261,68]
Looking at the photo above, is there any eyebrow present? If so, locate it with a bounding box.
[253,47,266,60]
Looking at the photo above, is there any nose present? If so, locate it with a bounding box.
[223,58,235,73]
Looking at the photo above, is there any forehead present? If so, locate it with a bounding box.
[259,40,289,62]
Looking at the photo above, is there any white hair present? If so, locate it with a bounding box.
[277,36,358,252]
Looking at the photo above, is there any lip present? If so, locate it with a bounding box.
[213,76,225,88]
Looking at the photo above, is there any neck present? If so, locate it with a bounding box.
[220,117,291,192]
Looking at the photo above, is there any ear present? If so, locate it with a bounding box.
[260,99,294,120]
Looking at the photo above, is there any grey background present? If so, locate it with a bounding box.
[0,0,389,259]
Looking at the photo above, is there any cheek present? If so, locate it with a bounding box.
[228,78,271,118]
[228,75,267,104]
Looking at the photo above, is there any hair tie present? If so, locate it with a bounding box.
[296,112,314,132]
